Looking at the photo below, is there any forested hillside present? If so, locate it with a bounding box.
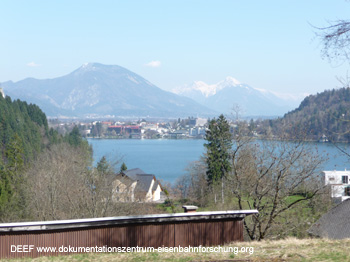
[258,87,350,142]
[0,95,61,163]
[0,95,80,222]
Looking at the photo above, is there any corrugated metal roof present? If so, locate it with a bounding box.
[0,210,258,232]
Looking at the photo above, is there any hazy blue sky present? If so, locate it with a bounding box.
[1,0,349,97]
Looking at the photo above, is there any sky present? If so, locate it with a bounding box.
[1,0,349,99]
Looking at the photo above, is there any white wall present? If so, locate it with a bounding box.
[322,171,350,201]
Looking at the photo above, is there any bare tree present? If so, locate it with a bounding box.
[316,19,350,63]
[25,144,87,220]
[231,103,244,122]
[227,135,326,240]
[174,173,191,199]
[25,144,118,220]
[184,159,208,206]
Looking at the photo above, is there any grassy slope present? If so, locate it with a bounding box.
[3,238,350,262]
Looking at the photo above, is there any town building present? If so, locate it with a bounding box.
[322,170,350,202]
[107,125,141,138]
[189,127,206,137]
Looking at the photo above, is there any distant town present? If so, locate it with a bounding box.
[49,117,215,139]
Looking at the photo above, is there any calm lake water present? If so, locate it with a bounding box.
[88,139,350,183]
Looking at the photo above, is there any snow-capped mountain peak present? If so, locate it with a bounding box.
[81,62,96,70]
[191,81,216,97]
[172,77,305,116]
[222,76,241,86]
[172,76,242,98]
[173,81,213,98]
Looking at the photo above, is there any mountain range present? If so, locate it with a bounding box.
[1,63,303,118]
[172,77,303,117]
[1,63,216,118]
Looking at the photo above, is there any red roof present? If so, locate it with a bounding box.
[108,125,140,129]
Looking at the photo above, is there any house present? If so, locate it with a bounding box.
[111,172,137,202]
[322,170,350,202]
[112,168,164,202]
[308,199,350,239]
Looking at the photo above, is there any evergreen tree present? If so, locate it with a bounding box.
[204,114,232,185]
[97,156,109,174]
[5,134,24,175]
[0,159,11,213]
[48,128,60,144]
[66,126,83,147]
[120,162,127,172]
[0,134,26,220]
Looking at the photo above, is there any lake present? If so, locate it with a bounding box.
[88,139,350,183]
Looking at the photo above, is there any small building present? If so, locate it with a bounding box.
[108,125,141,136]
[322,170,350,202]
[189,127,206,137]
[101,121,113,126]
[124,125,141,135]
[0,209,258,259]
[169,130,188,139]
[308,199,350,239]
[195,117,207,127]
[108,125,123,134]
